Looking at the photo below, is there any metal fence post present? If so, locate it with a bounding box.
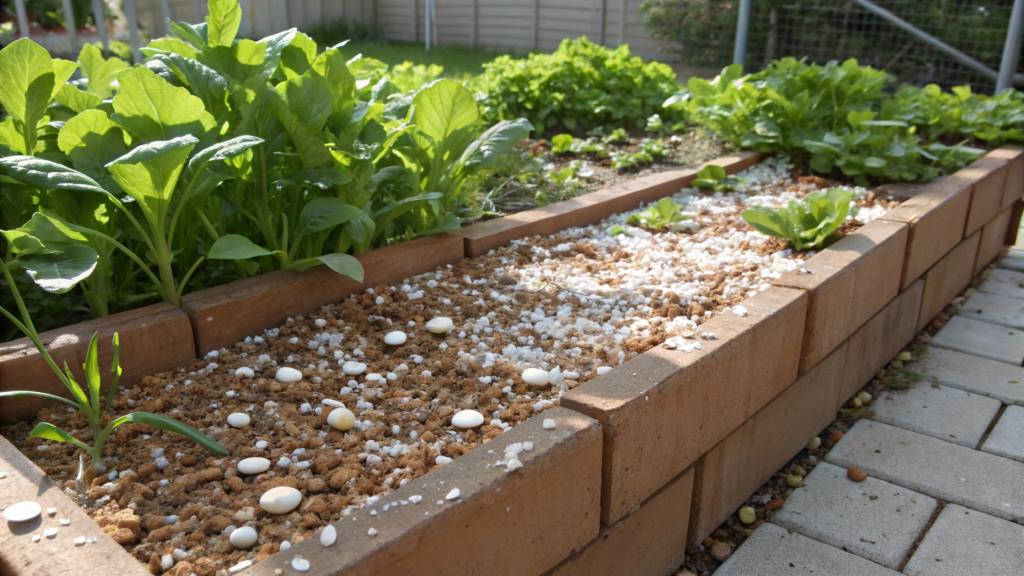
[124,0,142,63]
[471,0,479,48]
[158,0,174,35]
[13,0,30,38]
[733,0,751,66]
[533,0,540,50]
[997,0,1024,92]
[91,0,108,50]
[61,0,79,53]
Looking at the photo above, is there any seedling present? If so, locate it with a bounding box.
[692,164,740,192]
[741,187,855,251]
[621,198,691,232]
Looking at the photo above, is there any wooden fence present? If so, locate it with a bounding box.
[136,0,670,59]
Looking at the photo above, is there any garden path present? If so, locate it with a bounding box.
[716,249,1024,576]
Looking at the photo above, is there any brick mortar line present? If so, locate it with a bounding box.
[897,500,947,572]
[976,403,1008,451]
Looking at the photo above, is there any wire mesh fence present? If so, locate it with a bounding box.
[642,0,1023,92]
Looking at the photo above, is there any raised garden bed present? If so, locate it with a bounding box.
[1,148,1022,576]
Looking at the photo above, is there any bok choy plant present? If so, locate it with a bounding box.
[0,213,227,477]
[741,187,855,251]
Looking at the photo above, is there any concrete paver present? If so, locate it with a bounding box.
[981,405,1024,462]
[713,523,901,576]
[930,315,1024,365]
[910,347,1024,405]
[826,420,1024,523]
[977,267,1024,300]
[771,462,937,569]
[961,289,1024,329]
[998,248,1024,272]
[868,383,1000,447]
[904,504,1024,576]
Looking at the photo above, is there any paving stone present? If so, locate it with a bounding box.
[868,383,1000,447]
[961,289,1024,329]
[904,504,1024,576]
[827,420,1024,523]
[998,249,1024,272]
[772,462,938,568]
[978,267,1024,299]
[715,523,901,576]
[910,347,1024,404]
[982,405,1024,462]
[929,315,1024,365]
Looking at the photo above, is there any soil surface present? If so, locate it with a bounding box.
[4,159,895,575]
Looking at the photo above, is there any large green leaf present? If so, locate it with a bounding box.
[55,84,103,114]
[0,38,58,153]
[207,0,242,48]
[411,79,480,147]
[110,412,228,456]
[316,253,364,282]
[149,53,228,118]
[78,43,130,99]
[57,109,128,180]
[0,155,110,195]
[295,197,363,237]
[207,234,273,260]
[187,135,263,173]
[29,422,89,450]
[83,333,102,412]
[458,118,533,170]
[105,136,198,212]
[19,244,99,294]
[111,67,215,142]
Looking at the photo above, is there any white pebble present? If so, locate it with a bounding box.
[426,317,454,335]
[319,524,337,547]
[234,367,255,379]
[290,556,310,572]
[255,440,269,450]
[228,560,253,574]
[542,418,557,430]
[229,526,258,549]
[259,486,302,514]
[43,527,58,538]
[383,331,408,346]
[521,368,550,387]
[237,457,271,475]
[327,407,356,431]
[58,518,70,526]
[445,488,461,501]
[596,366,613,376]
[451,409,485,429]
[275,367,303,383]
[227,412,251,428]
[73,536,86,546]
[435,455,453,465]
[2,501,41,523]
[342,361,366,375]
[161,554,174,571]
[367,527,378,537]
[409,495,423,504]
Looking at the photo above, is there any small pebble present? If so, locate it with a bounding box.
[235,367,255,379]
[806,436,821,450]
[710,541,733,562]
[738,505,756,525]
[451,409,485,429]
[319,524,337,547]
[326,407,356,431]
[856,391,873,405]
[276,366,303,383]
[227,412,251,428]
[237,457,271,475]
[786,474,803,488]
[73,536,86,546]
[259,486,302,514]
[43,527,58,538]
[229,526,258,549]
[596,366,613,376]
[521,368,550,387]
[58,518,70,526]
[898,351,913,362]
[445,488,461,501]
[46,507,56,517]
[342,361,366,375]
[426,317,454,335]
[542,418,556,430]
[435,455,453,465]
[847,467,868,483]
[367,527,378,537]
[3,501,41,523]
[228,560,253,574]
[383,331,407,346]
[290,556,310,572]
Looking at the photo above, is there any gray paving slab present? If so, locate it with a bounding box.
[904,504,1024,576]
[771,462,937,569]
[997,249,1024,273]
[961,290,1024,329]
[868,383,1000,447]
[977,267,1024,300]
[826,420,1024,523]
[929,315,1024,365]
[713,523,901,576]
[982,405,1024,462]
[909,347,1024,405]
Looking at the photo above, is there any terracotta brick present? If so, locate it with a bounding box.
[963,155,1009,235]
[774,220,907,373]
[976,207,1012,274]
[879,172,972,288]
[562,287,806,525]
[454,152,760,257]
[250,408,601,576]
[182,234,463,354]
[0,303,195,423]
[552,468,694,576]
[989,146,1024,209]
[840,279,924,404]
[687,343,847,546]
[0,436,149,575]
[918,232,982,331]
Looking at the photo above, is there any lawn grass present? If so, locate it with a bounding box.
[340,40,505,77]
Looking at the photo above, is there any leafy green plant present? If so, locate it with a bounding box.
[741,187,855,251]
[0,215,227,476]
[624,197,690,232]
[611,139,667,172]
[473,37,684,135]
[551,133,574,155]
[692,164,740,192]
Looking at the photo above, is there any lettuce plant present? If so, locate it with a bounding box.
[741,187,855,251]
[622,198,690,232]
[0,215,227,476]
